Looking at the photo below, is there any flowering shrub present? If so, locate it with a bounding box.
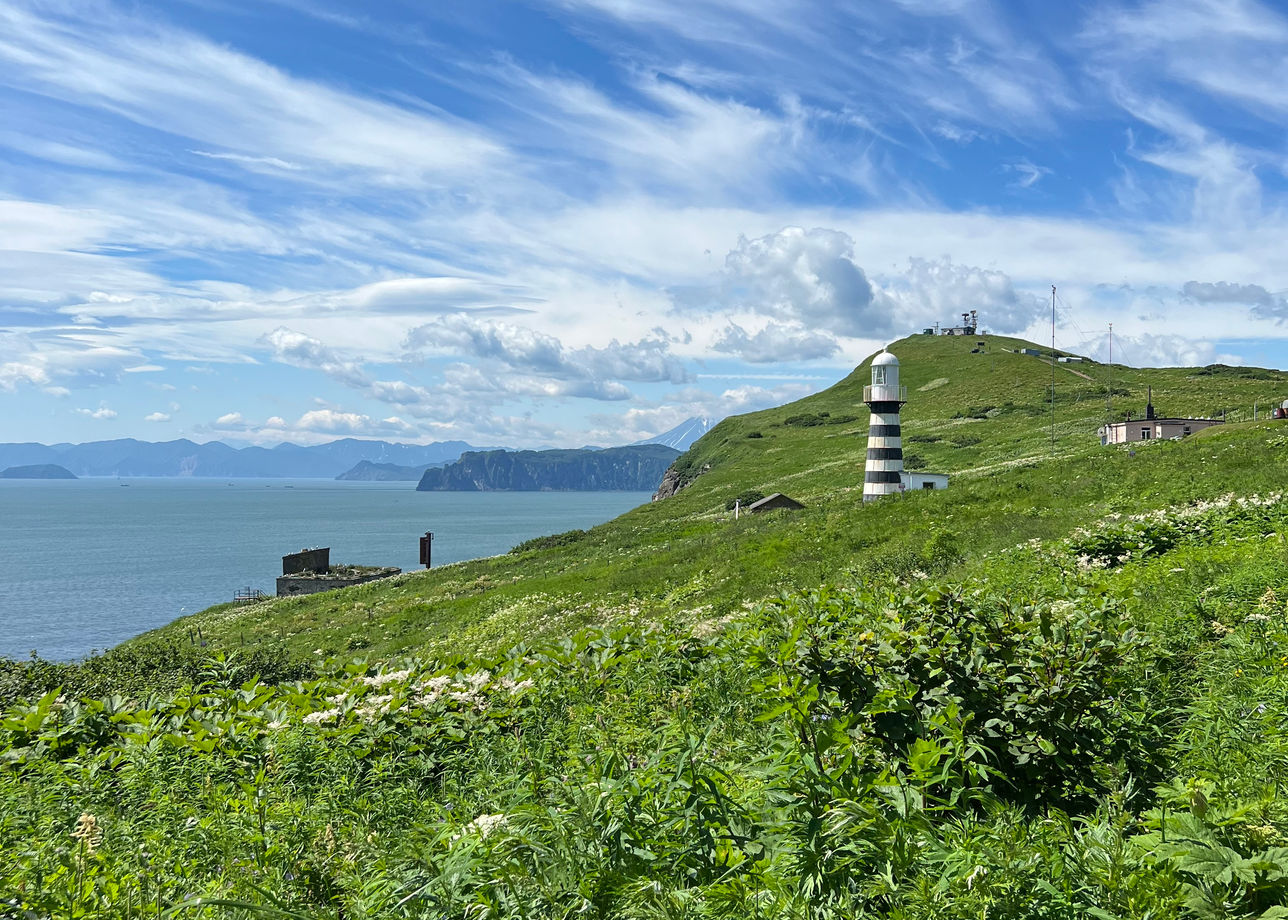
[1068,492,1287,569]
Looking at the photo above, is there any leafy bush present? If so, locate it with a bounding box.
[0,643,312,709]
[726,489,765,511]
[746,431,763,439]
[784,412,829,427]
[751,583,1160,812]
[509,528,587,554]
[903,453,926,470]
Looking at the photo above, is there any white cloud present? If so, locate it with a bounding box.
[407,315,691,389]
[1181,279,1288,320]
[711,321,839,363]
[263,326,368,388]
[215,412,245,427]
[143,411,170,422]
[882,257,1046,335]
[74,406,117,419]
[0,4,505,186]
[712,227,879,337]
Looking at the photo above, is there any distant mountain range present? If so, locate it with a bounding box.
[2,419,716,481]
[416,444,680,492]
[633,416,719,451]
[0,438,488,479]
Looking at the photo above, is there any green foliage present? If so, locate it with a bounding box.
[750,582,1160,813]
[509,528,587,554]
[0,643,312,710]
[725,490,765,511]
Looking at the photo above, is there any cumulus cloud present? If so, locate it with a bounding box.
[711,321,839,363]
[585,380,815,444]
[263,327,368,388]
[293,409,414,436]
[407,316,690,392]
[1082,331,1242,368]
[700,228,1044,340]
[883,256,1046,334]
[74,406,117,419]
[143,411,170,422]
[207,408,416,443]
[718,227,880,337]
[1182,280,1288,320]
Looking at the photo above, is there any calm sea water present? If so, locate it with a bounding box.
[0,479,650,661]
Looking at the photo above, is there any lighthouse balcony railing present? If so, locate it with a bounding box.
[863,384,907,403]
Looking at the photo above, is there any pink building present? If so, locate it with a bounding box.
[1099,417,1222,445]
[1098,390,1222,444]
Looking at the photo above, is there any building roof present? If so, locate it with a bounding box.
[747,492,804,512]
[872,349,899,366]
[1104,417,1222,426]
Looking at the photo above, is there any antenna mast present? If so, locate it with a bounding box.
[1050,285,1056,451]
[1107,323,1113,420]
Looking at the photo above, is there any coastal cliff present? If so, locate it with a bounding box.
[416,444,679,491]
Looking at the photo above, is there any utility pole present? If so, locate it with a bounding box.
[1050,285,1057,452]
[1107,323,1113,421]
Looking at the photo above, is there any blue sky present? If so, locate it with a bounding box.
[4,0,1288,447]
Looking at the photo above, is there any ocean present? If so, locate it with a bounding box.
[0,479,651,661]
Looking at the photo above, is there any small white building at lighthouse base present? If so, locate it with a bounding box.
[901,471,949,492]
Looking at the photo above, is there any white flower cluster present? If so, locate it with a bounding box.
[453,812,507,841]
[361,669,411,688]
[302,708,340,725]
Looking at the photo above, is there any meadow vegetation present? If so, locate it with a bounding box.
[4,334,1288,916]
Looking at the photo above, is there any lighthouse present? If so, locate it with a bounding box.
[863,348,907,501]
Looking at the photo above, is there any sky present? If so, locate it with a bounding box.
[4,0,1288,448]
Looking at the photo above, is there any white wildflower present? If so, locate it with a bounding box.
[453,813,507,840]
[361,669,411,688]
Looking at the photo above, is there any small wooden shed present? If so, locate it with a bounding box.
[747,492,804,513]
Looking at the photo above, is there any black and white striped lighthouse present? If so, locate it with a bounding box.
[863,348,907,501]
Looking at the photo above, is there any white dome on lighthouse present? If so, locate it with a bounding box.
[873,349,899,366]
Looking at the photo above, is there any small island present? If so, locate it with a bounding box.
[0,463,77,479]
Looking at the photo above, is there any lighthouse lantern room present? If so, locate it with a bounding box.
[863,349,908,501]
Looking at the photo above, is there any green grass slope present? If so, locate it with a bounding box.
[7,335,1288,916]
[127,333,1288,662]
[6,423,1288,915]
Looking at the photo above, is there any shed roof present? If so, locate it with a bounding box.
[747,492,805,513]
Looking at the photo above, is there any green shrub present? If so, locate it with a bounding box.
[725,490,765,511]
[509,529,587,554]
[752,582,1160,812]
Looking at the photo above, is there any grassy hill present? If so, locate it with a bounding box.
[128,333,1288,661]
[5,333,1288,917]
